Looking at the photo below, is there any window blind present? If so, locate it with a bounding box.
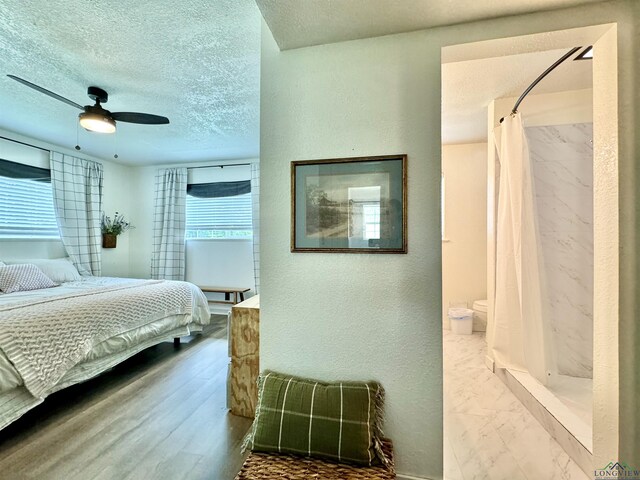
[0,158,51,181]
[0,175,59,238]
[185,192,252,239]
[186,180,250,198]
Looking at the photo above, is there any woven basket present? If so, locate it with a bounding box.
[235,440,395,480]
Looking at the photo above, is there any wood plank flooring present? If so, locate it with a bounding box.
[0,316,252,480]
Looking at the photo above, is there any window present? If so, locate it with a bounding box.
[362,203,380,240]
[185,192,252,239]
[0,175,59,238]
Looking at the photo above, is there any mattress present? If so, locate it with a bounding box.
[0,276,210,429]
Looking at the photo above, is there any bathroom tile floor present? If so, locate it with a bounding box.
[443,330,588,480]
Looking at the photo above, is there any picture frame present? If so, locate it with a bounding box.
[291,154,407,253]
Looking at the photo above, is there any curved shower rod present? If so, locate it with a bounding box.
[500,46,583,123]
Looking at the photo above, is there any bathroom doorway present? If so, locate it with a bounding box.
[441,24,619,479]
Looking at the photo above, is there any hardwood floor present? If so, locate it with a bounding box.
[0,315,252,480]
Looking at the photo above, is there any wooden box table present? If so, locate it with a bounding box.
[229,295,260,418]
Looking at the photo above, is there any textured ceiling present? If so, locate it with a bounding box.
[0,0,261,165]
[1,1,600,163]
[256,0,603,50]
[442,48,592,145]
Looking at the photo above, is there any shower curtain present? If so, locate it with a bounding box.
[491,113,556,386]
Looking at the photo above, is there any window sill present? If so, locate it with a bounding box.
[186,238,253,242]
[0,237,61,242]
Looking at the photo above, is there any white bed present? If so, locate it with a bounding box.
[0,276,210,430]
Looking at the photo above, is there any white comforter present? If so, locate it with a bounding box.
[0,277,210,395]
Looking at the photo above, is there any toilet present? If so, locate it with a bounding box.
[471,299,487,332]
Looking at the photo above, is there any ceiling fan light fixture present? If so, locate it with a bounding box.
[79,112,116,133]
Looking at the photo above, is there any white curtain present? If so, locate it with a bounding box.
[151,168,187,280]
[251,162,260,294]
[491,113,556,386]
[50,152,103,276]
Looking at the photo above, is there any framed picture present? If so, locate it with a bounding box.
[291,154,407,253]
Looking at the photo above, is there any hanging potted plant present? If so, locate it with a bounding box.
[101,212,134,248]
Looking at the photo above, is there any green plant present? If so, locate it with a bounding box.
[101,212,134,236]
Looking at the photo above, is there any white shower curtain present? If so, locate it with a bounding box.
[491,113,556,386]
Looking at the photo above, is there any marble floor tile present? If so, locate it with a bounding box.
[447,412,528,480]
[443,330,588,480]
[445,366,524,415]
[444,436,465,480]
[492,409,588,480]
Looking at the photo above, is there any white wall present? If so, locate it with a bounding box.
[260,1,640,477]
[442,143,487,329]
[0,129,134,277]
[127,164,159,278]
[101,158,135,277]
[0,239,67,260]
[185,239,255,313]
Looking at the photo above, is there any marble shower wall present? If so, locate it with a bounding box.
[526,124,593,379]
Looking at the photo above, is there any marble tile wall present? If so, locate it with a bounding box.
[526,124,594,378]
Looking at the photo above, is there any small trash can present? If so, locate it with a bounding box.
[448,307,474,335]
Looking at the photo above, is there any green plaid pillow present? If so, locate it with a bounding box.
[242,370,389,466]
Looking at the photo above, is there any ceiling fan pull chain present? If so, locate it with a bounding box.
[75,121,81,151]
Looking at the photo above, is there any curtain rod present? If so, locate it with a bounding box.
[0,137,254,168]
[187,163,251,170]
[500,46,582,123]
[0,135,50,153]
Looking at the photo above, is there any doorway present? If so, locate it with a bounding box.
[441,24,619,478]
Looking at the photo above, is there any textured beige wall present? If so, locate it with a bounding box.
[441,143,487,328]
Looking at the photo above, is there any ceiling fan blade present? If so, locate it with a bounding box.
[111,112,170,125]
[7,75,84,110]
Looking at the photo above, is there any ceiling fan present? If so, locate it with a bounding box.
[7,75,170,134]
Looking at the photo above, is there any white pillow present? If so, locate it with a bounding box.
[4,258,81,283]
[0,264,57,294]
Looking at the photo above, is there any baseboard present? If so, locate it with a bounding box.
[396,474,434,480]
